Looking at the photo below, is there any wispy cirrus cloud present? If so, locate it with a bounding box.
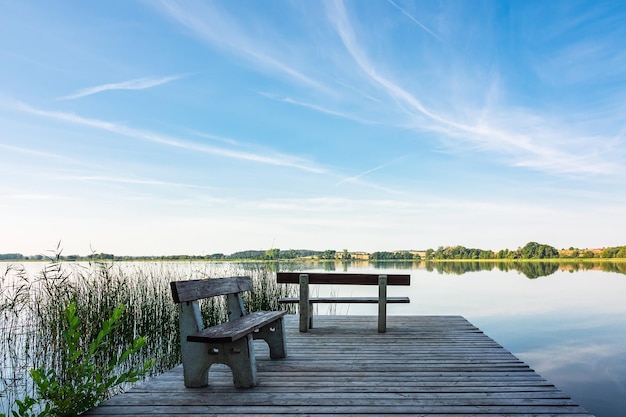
[326,0,622,177]
[326,1,446,125]
[154,1,330,93]
[189,131,239,146]
[0,143,76,162]
[385,0,443,41]
[260,92,379,125]
[335,157,408,191]
[65,175,211,189]
[10,101,327,174]
[58,74,187,100]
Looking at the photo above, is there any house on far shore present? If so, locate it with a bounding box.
[349,252,370,261]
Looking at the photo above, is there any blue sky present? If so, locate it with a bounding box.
[1,0,625,256]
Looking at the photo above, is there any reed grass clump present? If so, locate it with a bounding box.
[0,257,296,416]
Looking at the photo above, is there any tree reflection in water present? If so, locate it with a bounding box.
[422,261,626,279]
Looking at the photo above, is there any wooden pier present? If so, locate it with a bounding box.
[85,315,593,416]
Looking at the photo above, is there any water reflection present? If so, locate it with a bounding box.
[424,261,561,278]
[300,260,626,279]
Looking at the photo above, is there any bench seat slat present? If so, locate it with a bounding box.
[187,310,287,343]
[278,296,410,304]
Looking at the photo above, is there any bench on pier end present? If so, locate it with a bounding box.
[276,272,410,333]
[170,276,287,388]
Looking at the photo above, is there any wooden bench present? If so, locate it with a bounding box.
[170,276,287,388]
[276,272,410,333]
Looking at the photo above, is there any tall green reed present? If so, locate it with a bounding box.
[1,258,296,415]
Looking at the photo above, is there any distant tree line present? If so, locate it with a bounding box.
[0,253,24,260]
[421,243,626,260]
[227,249,324,260]
[2,243,625,262]
[0,249,324,262]
[599,246,626,258]
[370,251,420,261]
[0,253,46,260]
[425,242,561,260]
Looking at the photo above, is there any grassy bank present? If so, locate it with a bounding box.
[0,259,295,415]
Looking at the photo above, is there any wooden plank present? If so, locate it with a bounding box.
[85,404,591,415]
[276,272,410,285]
[99,392,583,406]
[85,315,593,416]
[187,311,286,343]
[170,276,252,303]
[278,296,410,304]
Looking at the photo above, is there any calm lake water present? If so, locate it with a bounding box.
[299,261,626,417]
[3,260,624,416]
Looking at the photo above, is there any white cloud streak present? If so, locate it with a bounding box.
[241,195,548,215]
[11,101,327,174]
[58,74,187,100]
[519,343,623,374]
[385,0,443,41]
[260,92,378,125]
[0,143,75,161]
[154,1,330,93]
[65,175,211,189]
[189,131,239,146]
[336,163,388,185]
[335,156,408,189]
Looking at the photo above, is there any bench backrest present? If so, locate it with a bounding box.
[171,276,253,303]
[276,272,410,286]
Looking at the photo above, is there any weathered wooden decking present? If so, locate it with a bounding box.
[85,315,593,416]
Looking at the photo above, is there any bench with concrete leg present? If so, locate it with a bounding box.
[170,276,287,388]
